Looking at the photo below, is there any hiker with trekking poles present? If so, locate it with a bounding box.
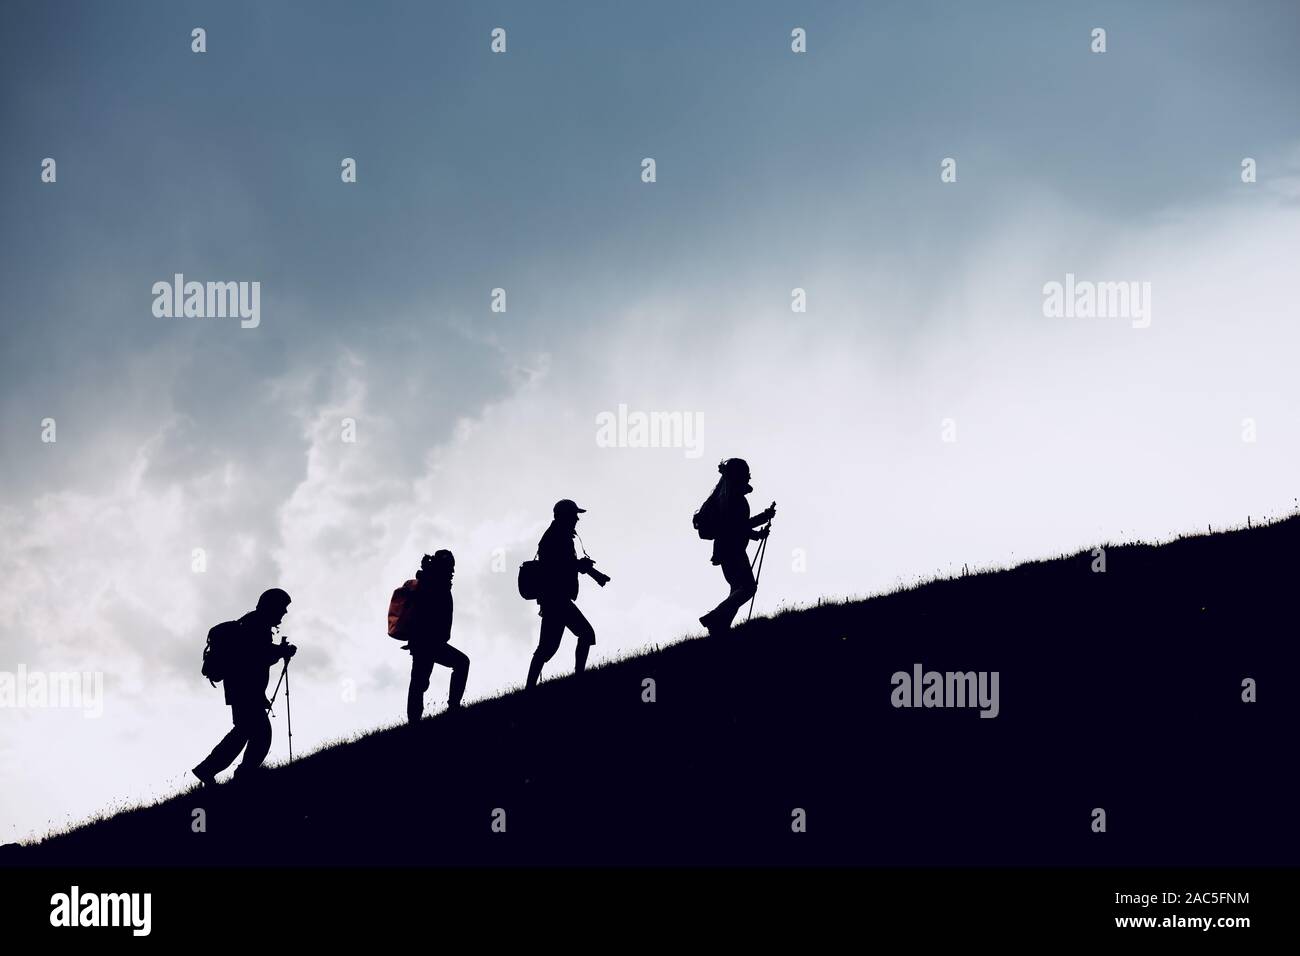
[192,587,297,785]
[519,499,611,689]
[387,549,471,723]
[694,458,776,637]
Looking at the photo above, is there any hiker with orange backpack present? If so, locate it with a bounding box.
[695,458,775,637]
[389,550,470,722]
[193,588,297,785]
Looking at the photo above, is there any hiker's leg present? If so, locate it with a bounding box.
[527,608,564,688]
[233,703,272,777]
[433,644,470,709]
[194,710,249,779]
[408,652,435,723]
[703,559,735,626]
[565,603,595,673]
[704,551,748,625]
[714,552,756,629]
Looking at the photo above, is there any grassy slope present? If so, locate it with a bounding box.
[8,516,1297,866]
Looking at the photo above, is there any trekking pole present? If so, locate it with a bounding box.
[284,656,293,762]
[745,519,772,624]
[269,663,286,705]
[268,635,294,763]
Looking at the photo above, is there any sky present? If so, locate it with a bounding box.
[1,0,1298,843]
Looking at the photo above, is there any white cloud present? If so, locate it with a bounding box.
[3,190,1297,843]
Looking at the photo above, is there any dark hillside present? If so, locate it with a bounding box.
[9,516,1297,866]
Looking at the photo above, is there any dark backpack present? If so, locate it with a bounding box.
[693,489,721,540]
[201,620,241,686]
[517,552,543,601]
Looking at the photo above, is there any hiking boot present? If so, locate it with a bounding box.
[699,613,728,638]
[191,766,216,787]
[231,766,266,786]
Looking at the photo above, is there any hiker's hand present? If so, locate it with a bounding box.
[753,527,770,540]
[762,503,777,522]
[577,556,594,571]
[283,643,298,660]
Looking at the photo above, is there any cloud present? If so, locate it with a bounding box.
[5,187,1298,841]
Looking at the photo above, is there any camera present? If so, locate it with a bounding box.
[579,556,611,587]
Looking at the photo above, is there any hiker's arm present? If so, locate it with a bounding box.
[541,535,581,571]
[265,641,295,665]
[748,503,776,527]
[550,550,582,572]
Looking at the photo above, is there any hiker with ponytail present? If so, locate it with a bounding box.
[694,458,775,637]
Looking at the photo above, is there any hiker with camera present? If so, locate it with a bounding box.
[389,550,470,723]
[192,588,297,785]
[523,499,610,689]
[695,458,775,637]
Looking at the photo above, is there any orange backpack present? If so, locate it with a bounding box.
[387,580,418,638]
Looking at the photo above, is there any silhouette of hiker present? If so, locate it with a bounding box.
[699,458,775,637]
[192,588,297,785]
[525,499,610,689]
[403,550,470,722]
